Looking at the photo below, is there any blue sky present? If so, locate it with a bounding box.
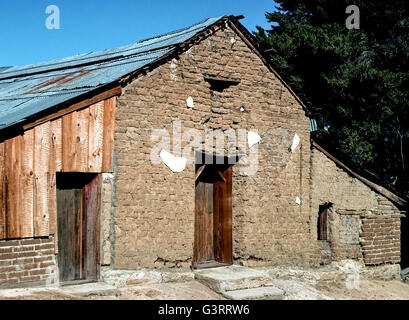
[0,0,277,67]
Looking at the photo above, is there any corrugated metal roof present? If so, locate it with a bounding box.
[0,16,224,131]
[310,119,317,132]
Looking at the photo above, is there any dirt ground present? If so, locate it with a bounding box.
[315,279,409,300]
[1,261,409,300]
[0,280,224,300]
[0,278,408,300]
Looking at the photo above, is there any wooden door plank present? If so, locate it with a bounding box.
[0,143,5,239]
[88,102,104,172]
[34,122,51,237]
[74,189,83,280]
[214,166,233,264]
[102,97,116,172]
[194,181,214,264]
[20,130,34,237]
[82,174,101,281]
[5,136,23,238]
[57,189,66,280]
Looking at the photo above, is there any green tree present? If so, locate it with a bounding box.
[255,0,409,197]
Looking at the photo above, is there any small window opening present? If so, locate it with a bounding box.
[317,203,332,240]
[204,76,240,93]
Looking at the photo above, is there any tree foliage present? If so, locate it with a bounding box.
[255,0,409,196]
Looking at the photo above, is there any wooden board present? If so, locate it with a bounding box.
[34,122,51,237]
[57,188,83,282]
[0,143,5,239]
[4,136,22,238]
[49,119,61,250]
[82,174,101,281]
[51,118,62,172]
[88,102,104,172]
[194,181,214,264]
[20,130,34,237]
[102,97,116,172]
[62,112,76,172]
[75,109,90,172]
[213,166,233,264]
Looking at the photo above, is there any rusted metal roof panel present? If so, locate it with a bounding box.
[0,16,223,131]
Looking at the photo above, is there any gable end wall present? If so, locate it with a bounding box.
[112,25,314,269]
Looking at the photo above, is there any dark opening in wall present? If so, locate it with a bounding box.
[318,203,332,240]
[204,76,240,93]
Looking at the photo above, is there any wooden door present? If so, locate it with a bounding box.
[57,189,83,281]
[57,173,101,283]
[318,208,328,240]
[194,165,232,268]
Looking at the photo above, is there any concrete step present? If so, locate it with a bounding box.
[223,286,285,300]
[194,265,277,293]
[61,282,120,297]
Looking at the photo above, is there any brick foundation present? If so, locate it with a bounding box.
[0,237,56,288]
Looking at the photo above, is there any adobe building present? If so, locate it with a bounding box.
[0,15,406,288]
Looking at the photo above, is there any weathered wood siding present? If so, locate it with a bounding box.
[0,97,116,240]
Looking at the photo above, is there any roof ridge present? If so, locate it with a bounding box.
[138,17,212,43]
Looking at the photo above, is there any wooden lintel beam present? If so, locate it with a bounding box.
[195,165,206,181]
[23,86,122,131]
[218,171,226,183]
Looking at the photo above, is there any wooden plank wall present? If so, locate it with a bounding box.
[0,97,116,240]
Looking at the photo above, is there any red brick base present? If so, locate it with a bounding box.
[0,237,56,288]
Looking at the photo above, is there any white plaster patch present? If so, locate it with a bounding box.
[240,107,245,112]
[160,149,187,173]
[170,59,177,70]
[186,96,195,109]
[230,38,236,44]
[248,131,261,148]
[102,173,114,181]
[296,197,301,205]
[291,133,300,152]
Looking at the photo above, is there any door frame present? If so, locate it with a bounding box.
[56,173,102,284]
[193,162,233,269]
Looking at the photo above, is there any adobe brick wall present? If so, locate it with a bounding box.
[112,24,314,269]
[101,173,115,266]
[311,147,403,268]
[360,212,401,266]
[0,237,56,288]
